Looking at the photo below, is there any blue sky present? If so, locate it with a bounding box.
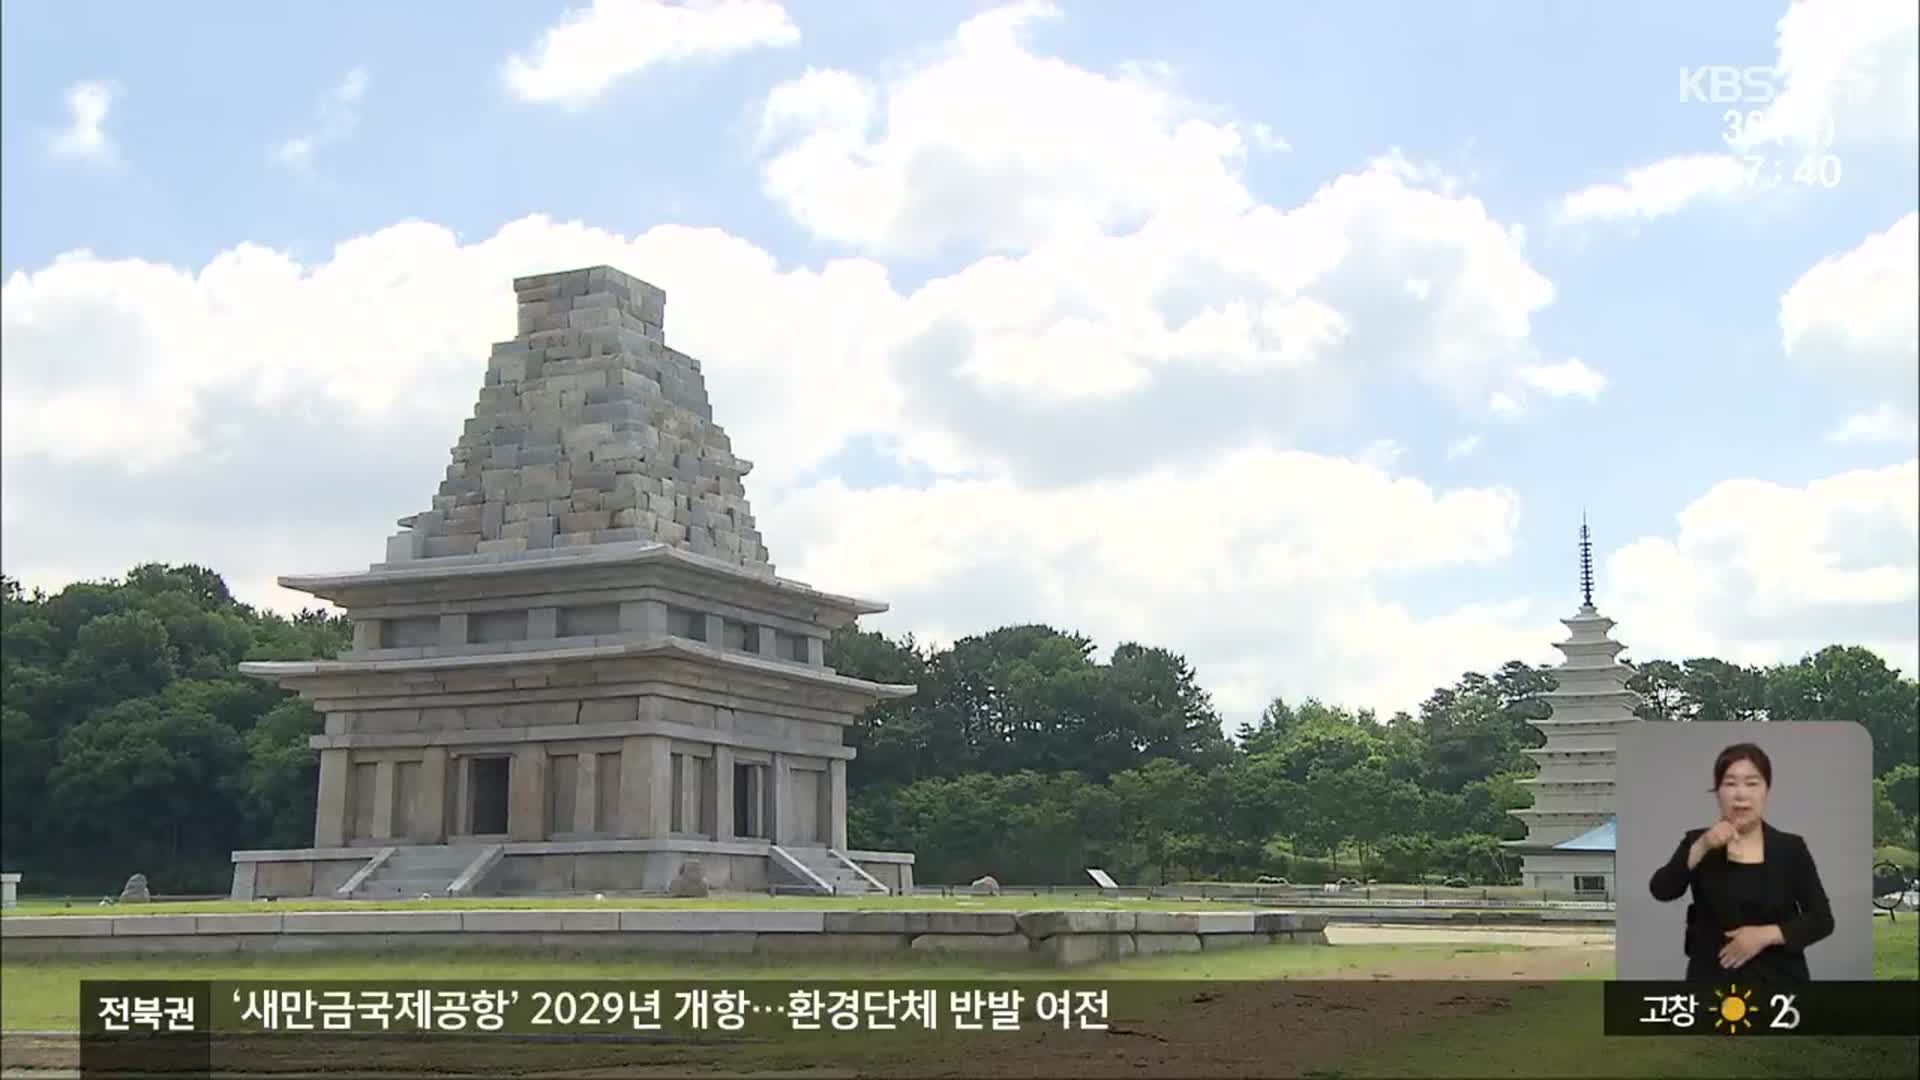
[3,0,1915,720]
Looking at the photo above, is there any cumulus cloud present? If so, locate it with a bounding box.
[272,68,369,172]
[756,1,1261,258]
[1516,358,1608,401]
[1556,154,1750,224]
[504,0,799,107]
[47,81,118,162]
[1609,460,1919,676]
[1446,435,1482,460]
[1780,212,1919,393]
[0,209,1569,719]
[1829,404,1920,446]
[1560,1,1918,226]
[1730,0,1919,150]
[767,449,1549,716]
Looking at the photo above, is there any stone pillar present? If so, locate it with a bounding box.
[508,746,549,842]
[757,626,780,660]
[703,613,725,647]
[371,760,397,840]
[438,613,469,646]
[314,749,351,848]
[575,752,599,834]
[769,755,791,845]
[418,748,449,842]
[805,636,825,666]
[352,621,383,652]
[618,736,673,837]
[678,754,703,836]
[828,759,848,849]
[529,607,559,640]
[620,599,668,636]
[711,746,735,840]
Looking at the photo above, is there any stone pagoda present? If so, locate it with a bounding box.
[1505,517,1643,897]
[229,266,917,900]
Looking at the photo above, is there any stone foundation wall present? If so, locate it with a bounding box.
[0,910,1328,965]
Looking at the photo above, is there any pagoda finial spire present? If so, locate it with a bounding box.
[1579,512,1594,608]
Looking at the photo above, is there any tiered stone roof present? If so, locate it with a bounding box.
[389,266,771,572]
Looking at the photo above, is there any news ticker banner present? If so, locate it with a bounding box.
[81,979,1920,1041]
[1603,980,1919,1037]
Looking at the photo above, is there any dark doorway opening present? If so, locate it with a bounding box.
[734,764,760,838]
[470,757,510,835]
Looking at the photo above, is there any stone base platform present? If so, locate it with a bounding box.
[0,909,1328,965]
[230,840,916,900]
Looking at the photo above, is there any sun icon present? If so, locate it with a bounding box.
[1713,984,1754,1034]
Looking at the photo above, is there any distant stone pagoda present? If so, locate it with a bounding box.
[1505,517,1643,897]
[229,266,917,901]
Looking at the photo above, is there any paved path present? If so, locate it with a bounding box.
[1325,923,1615,948]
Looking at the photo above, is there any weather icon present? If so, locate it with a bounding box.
[1712,984,1754,1034]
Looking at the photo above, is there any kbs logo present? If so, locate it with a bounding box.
[1679,66,1782,104]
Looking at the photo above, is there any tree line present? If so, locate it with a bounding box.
[1,565,1914,894]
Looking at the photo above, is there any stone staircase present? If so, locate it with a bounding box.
[775,846,888,896]
[346,845,492,899]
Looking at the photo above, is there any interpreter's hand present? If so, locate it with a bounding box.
[1719,925,1779,970]
[1699,820,1738,852]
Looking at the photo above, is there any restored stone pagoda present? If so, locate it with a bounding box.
[230,266,917,901]
[1505,519,1642,897]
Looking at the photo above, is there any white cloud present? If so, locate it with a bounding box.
[1556,154,1749,224]
[1829,404,1920,446]
[756,1,1261,258]
[0,209,1569,720]
[272,68,370,172]
[1780,212,1919,391]
[47,81,118,162]
[1609,460,1920,677]
[1731,0,1919,150]
[1446,435,1482,460]
[768,449,1545,717]
[504,0,799,108]
[1516,357,1608,401]
[1488,391,1522,415]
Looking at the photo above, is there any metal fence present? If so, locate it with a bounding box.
[909,883,1616,909]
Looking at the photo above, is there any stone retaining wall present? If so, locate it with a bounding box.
[0,909,1326,965]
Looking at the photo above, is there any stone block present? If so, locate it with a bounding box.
[580,699,638,726]
[460,911,566,932]
[1037,933,1137,965]
[606,932,758,954]
[1252,912,1324,934]
[572,853,651,893]
[504,702,578,727]
[0,916,115,938]
[1134,912,1257,935]
[195,914,285,935]
[111,915,199,936]
[617,911,825,933]
[477,538,529,555]
[279,912,465,933]
[1132,932,1203,955]
[556,911,621,932]
[756,933,909,956]
[561,510,613,533]
[424,535,480,557]
[909,933,1032,954]
[1016,911,1137,938]
[254,861,315,898]
[1200,932,1271,952]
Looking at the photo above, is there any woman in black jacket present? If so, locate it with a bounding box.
[1648,742,1835,983]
